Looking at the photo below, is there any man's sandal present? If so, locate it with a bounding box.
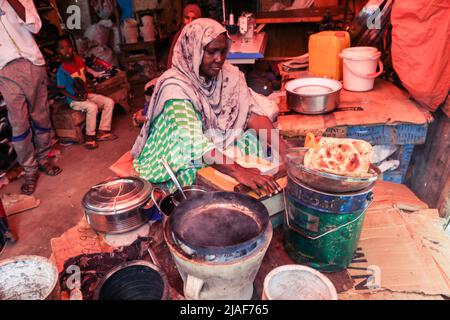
[84,139,98,150]
[96,132,118,142]
[38,162,62,176]
[21,173,39,195]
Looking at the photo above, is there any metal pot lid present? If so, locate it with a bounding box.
[82,177,152,213]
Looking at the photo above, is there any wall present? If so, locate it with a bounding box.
[407,110,450,219]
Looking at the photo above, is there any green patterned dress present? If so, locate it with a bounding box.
[134,99,263,191]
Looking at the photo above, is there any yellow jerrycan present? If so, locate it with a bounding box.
[308,31,350,80]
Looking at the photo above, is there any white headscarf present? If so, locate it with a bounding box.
[132,18,277,158]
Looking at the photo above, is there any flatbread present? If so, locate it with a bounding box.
[304,136,373,177]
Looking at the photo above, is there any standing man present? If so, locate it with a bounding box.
[0,0,62,195]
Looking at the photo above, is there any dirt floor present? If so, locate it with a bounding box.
[1,105,141,259]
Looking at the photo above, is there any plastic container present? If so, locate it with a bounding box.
[340,46,384,91]
[262,265,338,300]
[308,31,350,80]
[122,19,139,44]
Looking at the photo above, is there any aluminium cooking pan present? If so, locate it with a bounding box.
[168,192,269,259]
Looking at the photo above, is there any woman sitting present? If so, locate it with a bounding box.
[132,18,287,196]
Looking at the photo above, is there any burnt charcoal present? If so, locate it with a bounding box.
[58,237,153,300]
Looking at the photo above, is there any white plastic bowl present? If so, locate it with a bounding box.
[0,255,59,300]
[263,264,338,300]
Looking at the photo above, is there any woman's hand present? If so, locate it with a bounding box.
[231,166,281,197]
[206,148,281,196]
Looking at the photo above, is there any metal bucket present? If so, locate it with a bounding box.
[283,178,373,272]
[93,260,169,300]
[285,175,374,214]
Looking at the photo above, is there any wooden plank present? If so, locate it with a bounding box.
[256,6,344,24]
[438,179,450,219]
[263,23,313,57]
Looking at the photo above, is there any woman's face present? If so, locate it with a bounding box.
[200,33,228,78]
[183,11,198,25]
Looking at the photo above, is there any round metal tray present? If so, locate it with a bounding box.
[286,147,380,193]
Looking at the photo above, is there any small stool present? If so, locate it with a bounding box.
[50,100,86,144]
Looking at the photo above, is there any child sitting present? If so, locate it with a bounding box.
[56,36,117,149]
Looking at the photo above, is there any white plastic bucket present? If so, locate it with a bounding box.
[340,46,383,92]
[140,25,156,42]
[262,265,338,300]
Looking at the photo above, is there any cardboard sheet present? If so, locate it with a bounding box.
[50,179,450,300]
[278,79,431,137]
[50,217,114,273]
[109,151,137,177]
[343,181,450,299]
[1,193,41,216]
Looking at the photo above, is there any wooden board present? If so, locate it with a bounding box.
[256,6,344,24]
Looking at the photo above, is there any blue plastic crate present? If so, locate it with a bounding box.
[378,144,414,184]
[346,124,427,145]
[382,171,406,184]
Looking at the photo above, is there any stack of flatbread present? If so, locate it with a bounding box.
[304,133,373,178]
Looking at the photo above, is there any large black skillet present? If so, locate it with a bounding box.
[168,191,269,260]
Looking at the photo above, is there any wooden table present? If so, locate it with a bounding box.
[277,79,432,183]
[227,32,268,64]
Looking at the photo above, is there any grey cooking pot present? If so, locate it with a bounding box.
[82,177,152,234]
[151,185,211,224]
[285,77,342,114]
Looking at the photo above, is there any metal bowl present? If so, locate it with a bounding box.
[286,147,380,193]
[285,77,342,114]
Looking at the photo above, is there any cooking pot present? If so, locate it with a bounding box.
[285,77,342,114]
[82,177,152,234]
[151,185,211,225]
